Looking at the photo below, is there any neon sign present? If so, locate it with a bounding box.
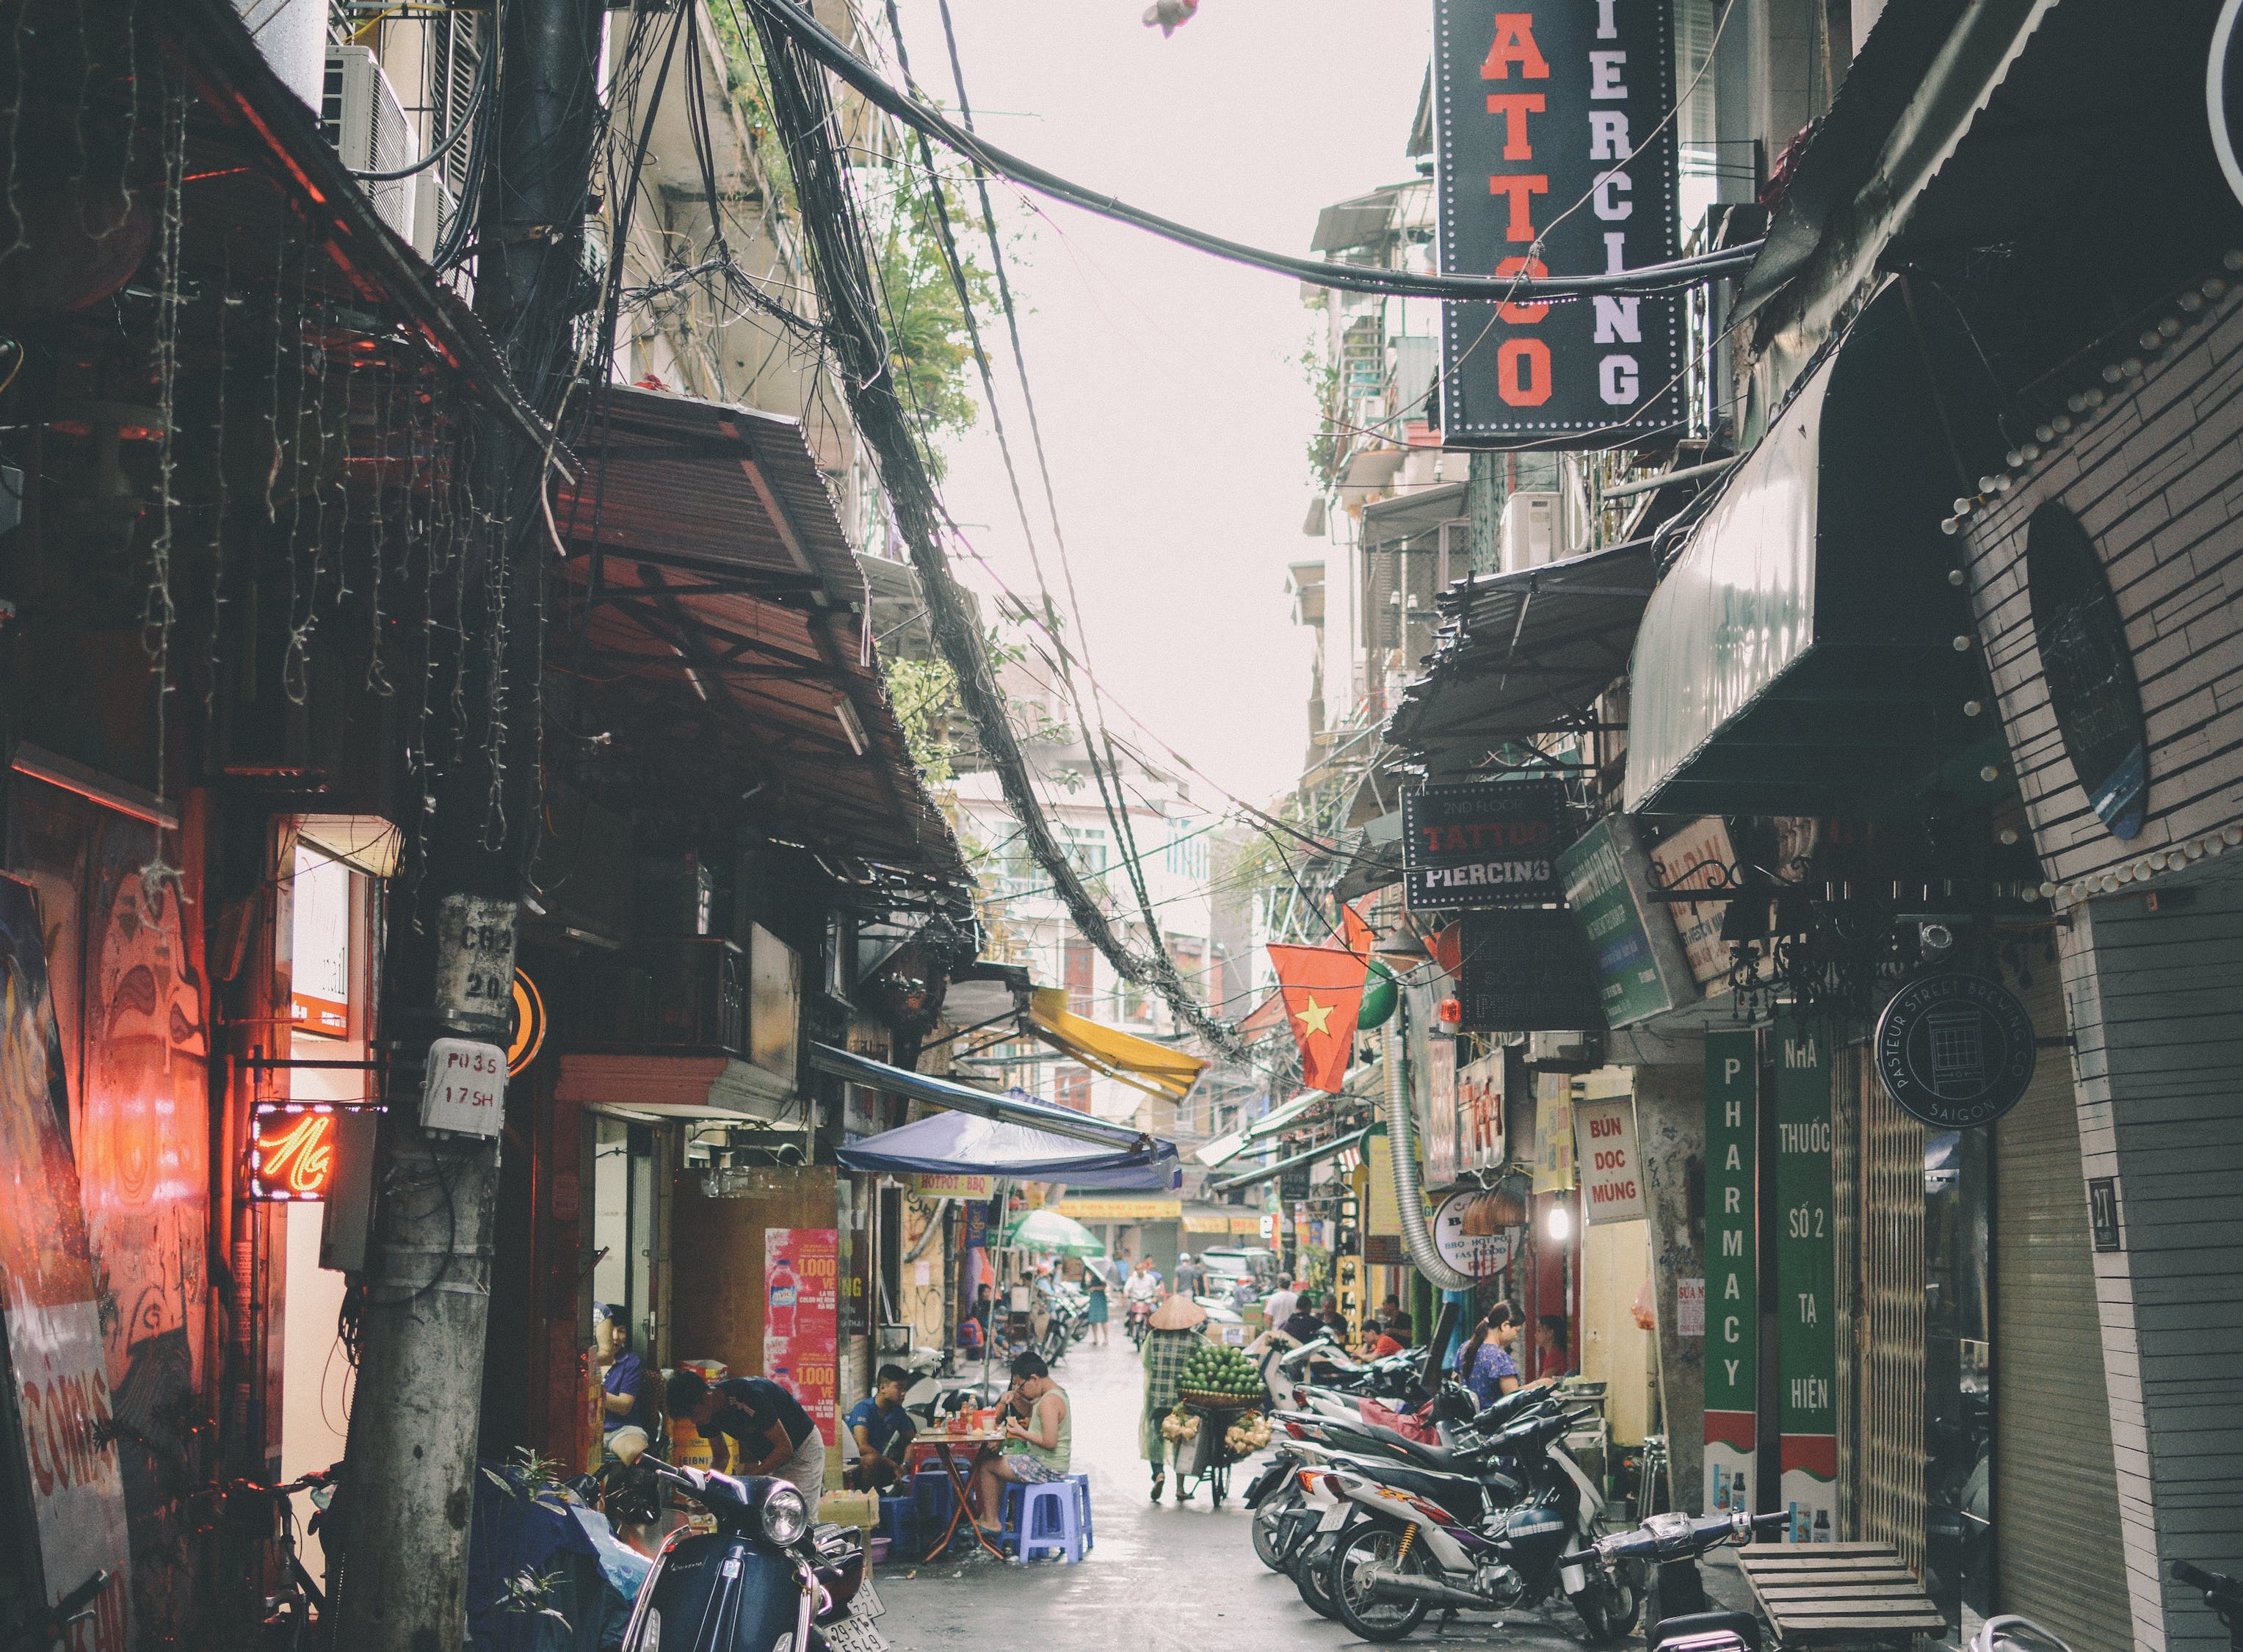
[248,1103,368,1201]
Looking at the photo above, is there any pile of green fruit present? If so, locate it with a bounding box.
[1179,1342,1263,1399]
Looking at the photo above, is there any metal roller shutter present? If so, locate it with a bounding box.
[1855,1055,1928,1573]
[1993,969,2129,1652]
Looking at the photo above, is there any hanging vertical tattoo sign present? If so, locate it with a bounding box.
[1772,1017,1836,1543]
[1703,1029,1757,1518]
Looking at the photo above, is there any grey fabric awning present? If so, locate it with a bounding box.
[1385,538,1658,778]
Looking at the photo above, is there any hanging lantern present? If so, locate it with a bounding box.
[1357,958,1398,1029]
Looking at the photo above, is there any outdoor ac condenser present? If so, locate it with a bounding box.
[1500,490,1564,574]
[322,46,418,245]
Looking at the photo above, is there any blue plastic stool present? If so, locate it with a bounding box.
[877,1495,916,1554]
[912,1464,956,1533]
[1015,1481,1086,1563]
[1067,1473,1094,1551]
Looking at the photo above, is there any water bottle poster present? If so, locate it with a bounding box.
[765,1227,839,1445]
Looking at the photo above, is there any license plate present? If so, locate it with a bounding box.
[854,1577,885,1619]
[822,1616,890,1652]
[1319,1503,1349,1532]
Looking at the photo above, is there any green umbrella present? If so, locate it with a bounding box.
[1001,1207,1106,1257]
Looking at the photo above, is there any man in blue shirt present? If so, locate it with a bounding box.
[843,1365,918,1491]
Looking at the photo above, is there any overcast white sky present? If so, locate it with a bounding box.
[887,0,1432,810]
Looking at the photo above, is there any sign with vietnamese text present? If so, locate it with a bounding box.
[1435,0,1681,446]
[1532,1076,1575,1193]
[1772,1018,1836,1543]
[1677,1277,1705,1338]
[1058,1198,1182,1222]
[765,1228,838,1445]
[1559,816,1692,1027]
[1432,1192,1514,1279]
[1402,780,1565,910]
[1572,1095,1645,1222]
[1703,1029,1756,1521]
[1647,816,1737,990]
[289,844,352,1037]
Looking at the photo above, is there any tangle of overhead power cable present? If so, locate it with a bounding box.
[744,6,1250,1064]
[734,0,1758,302]
[872,5,1171,1012]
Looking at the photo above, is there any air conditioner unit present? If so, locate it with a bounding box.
[1501,490,1564,573]
[322,46,417,244]
[412,169,457,263]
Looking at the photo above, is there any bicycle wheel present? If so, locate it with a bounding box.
[1330,1521,1434,1642]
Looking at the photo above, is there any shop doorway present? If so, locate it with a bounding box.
[592,1119,658,1358]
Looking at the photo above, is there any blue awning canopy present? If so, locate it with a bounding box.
[833,1109,1181,1190]
[813,1043,1181,1189]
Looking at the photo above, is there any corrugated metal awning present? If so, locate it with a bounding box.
[553,388,968,901]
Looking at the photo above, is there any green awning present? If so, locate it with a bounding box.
[1208,1126,1374,1195]
[1625,283,2009,819]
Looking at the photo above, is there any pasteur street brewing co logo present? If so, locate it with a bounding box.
[1874,974,2037,1128]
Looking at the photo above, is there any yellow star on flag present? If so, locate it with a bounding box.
[1294,995,1333,1038]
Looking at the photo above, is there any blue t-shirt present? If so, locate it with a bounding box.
[1465,1343,1521,1407]
[845,1398,916,1463]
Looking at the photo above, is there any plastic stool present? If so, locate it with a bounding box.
[912,1465,956,1532]
[1015,1481,1085,1563]
[1067,1473,1093,1551]
[877,1495,916,1553]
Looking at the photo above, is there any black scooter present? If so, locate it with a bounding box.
[1568,1507,1789,1652]
[617,1460,888,1652]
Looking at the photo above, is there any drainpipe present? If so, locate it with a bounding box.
[1383,996,1474,1291]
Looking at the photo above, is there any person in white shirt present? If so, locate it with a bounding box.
[1263,1275,1299,1333]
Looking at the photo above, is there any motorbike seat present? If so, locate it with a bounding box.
[1322,1454,1489,1521]
[1653,1611,1763,1652]
[1354,1421,1466,1469]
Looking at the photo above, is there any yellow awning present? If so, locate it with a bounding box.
[1027,988,1210,1102]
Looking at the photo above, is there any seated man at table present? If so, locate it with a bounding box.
[666,1369,825,1493]
[968,1351,1070,1526]
[844,1365,918,1491]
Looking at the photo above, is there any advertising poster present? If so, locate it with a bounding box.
[1772,1018,1837,1542]
[1572,1095,1645,1223]
[12,783,206,1638]
[0,874,134,1651]
[1457,1051,1506,1175]
[764,1228,838,1445]
[1423,1037,1459,1186]
[1703,1029,1757,1521]
[1531,1076,1575,1192]
[1559,818,1695,1027]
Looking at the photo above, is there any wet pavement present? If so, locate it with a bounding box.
[871,1336,1626,1652]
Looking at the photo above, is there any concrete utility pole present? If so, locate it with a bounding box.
[330,1,602,1646]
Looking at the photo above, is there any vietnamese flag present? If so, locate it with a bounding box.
[1267,942,1369,1093]
[1341,902,1377,959]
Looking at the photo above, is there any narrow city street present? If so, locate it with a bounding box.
[874,1338,1601,1652]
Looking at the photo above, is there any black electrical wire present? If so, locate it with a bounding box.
[734,0,1761,301]
[349,44,490,181]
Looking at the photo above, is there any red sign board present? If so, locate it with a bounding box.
[765,1228,838,1445]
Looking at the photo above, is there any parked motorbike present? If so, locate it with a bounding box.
[1569,1506,1789,1652]
[617,1460,888,1652]
[1319,1402,1639,1643]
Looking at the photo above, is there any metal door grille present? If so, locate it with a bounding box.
[1856,1062,1926,1575]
